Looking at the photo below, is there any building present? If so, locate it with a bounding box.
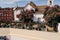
[13,1,47,23]
[13,7,24,21]
[47,0,54,7]
[0,8,14,23]
[0,0,55,23]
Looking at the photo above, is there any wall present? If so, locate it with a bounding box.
[58,23,60,32]
[24,5,34,10]
[33,13,45,23]
[14,10,21,21]
[0,8,14,22]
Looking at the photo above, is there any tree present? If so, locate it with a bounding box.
[17,8,38,23]
[16,8,38,29]
[44,5,60,31]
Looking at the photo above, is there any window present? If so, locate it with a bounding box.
[6,14,8,16]
[4,14,6,16]
[50,1,52,5]
[0,13,2,16]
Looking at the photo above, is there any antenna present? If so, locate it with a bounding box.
[13,2,18,10]
[16,2,18,7]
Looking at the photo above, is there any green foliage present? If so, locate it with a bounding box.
[44,5,60,27]
[18,9,38,23]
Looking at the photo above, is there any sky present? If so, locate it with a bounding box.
[0,0,60,8]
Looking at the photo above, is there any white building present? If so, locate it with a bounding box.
[24,1,36,11]
[13,1,46,22]
[58,23,60,32]
[13,7,24,22]
[47,0,54,7]
[33,13,45,23]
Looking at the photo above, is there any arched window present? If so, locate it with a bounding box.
[50,1,52,5]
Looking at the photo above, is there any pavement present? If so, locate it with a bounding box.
[0,28,60,40]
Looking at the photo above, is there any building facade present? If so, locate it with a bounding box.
[13,7,24,22]
[47,0,54,7]
[0,8,14,22]
[0,1,49,23]
[13,1,46,23]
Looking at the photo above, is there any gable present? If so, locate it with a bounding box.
[24,1,37,10]
[24,4,34,10]
[29,1,37,8]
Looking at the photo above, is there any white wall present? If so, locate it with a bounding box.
[47,0,54,7]
[33,14,45,23]
[58,23,60,32]
[14,10,21,21]
[24,5,34,11]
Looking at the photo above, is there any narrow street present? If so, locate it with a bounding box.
[0,28,60,40]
